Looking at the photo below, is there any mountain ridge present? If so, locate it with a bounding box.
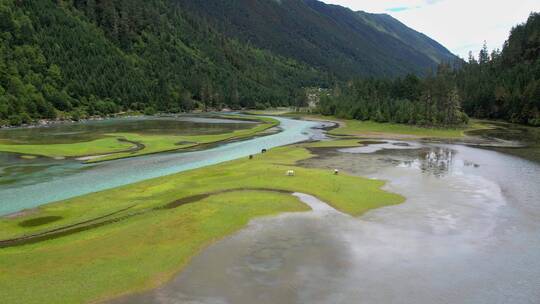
[174,0,458,77]
[353,10,456,64]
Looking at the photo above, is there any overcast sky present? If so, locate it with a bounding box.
[321,0,539,58]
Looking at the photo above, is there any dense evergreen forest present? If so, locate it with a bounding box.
[319,13,540,126]
[0,0,326,125]
[318,66,469,126]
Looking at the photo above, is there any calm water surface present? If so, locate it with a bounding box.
[0,116,322,215]
[0,116,255,144]
[115,140,540,304]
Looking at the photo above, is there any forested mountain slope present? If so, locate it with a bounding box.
[175,0,457,77]
[353,10,456,65]
[0,0,457,125]
[0,0,325,123]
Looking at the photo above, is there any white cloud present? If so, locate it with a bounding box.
[321,0,539,58]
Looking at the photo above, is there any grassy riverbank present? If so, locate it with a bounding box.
[0,116,278,162]
[0,141,402,304]
[327,118,478,138]
[295,114,484,138]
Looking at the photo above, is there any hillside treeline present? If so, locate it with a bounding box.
[318,66,469,126]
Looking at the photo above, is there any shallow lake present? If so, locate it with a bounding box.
[0,116,323,215]
[0,116,255,144]
[114,140,540,304]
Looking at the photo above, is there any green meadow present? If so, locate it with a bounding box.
[328,118,473,138]
[283,113,484,138]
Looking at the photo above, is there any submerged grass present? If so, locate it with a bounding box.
[17,216,63,227]
[304,138,364,148]
[0,142,403,304]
